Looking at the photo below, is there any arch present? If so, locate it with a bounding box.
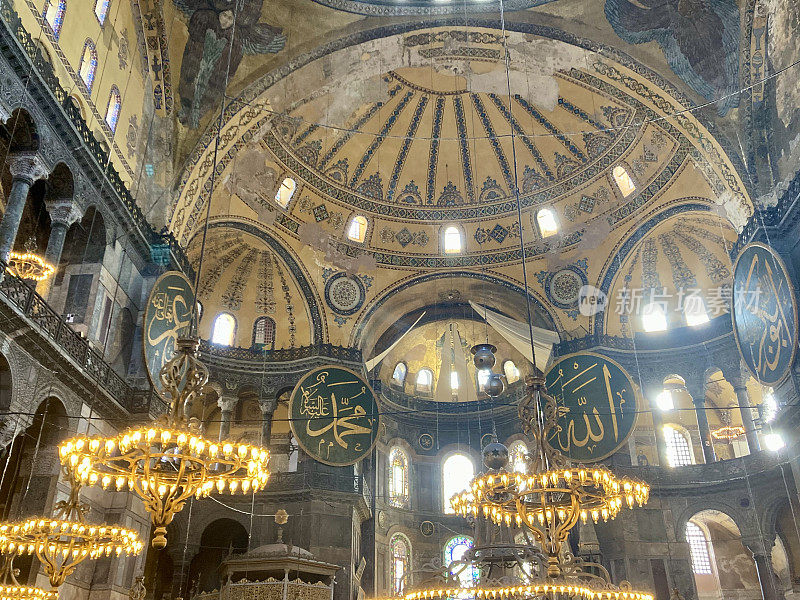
[388,447,409,509]
[1,109,39,152]
[347,214,368,243]
[211,312,236,346]
[390,532,411,594]
[191,220,324,343]
[415,368,433,394]
[442,453,474,513]
[252,315,276,349]
[186,518,248,595]
[57,206,107,284]
[443,535,477,587]
[391,362,407,385]
[42,0,66,38]
[105,86,121,132]
[663,423,694,466]
[94,0,109,23]
[78,39,98,92]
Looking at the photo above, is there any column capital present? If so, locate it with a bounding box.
[6,152,48,184]
[45,197,82,228]
[258,396,277,414]
[217,395,238,413]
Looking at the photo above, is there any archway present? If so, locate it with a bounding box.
[686,510,761,600]
[186,518,249,595]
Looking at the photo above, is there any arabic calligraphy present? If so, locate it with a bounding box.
[290,366,379,466]
[733,243,798,385]
[143,272,194,394]
[544,354,637,462]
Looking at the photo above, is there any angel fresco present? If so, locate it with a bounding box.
[604,0,740,116]
[176,0,286,128]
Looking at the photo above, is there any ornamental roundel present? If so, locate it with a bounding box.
[324,272,366,315]
[546,267,589,310]
[732,242,799,386]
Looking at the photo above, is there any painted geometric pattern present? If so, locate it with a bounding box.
[256,250,276,314]
[221,248,259,311]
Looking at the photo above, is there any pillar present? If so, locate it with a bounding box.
[646,379,670,466]
[729,371,761,453]
[744,538,784,600]
[259,397,276,446]
[40,196,82,296]
[687,382,716,464]
[217,396,237,441]
[0,153,49,262]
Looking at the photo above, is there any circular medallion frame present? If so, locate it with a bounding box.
[325,272,366,316]
[732,242,799,386]
[543,351,639,463]
[544,265,589,310]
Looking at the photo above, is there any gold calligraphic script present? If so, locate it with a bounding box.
[143,271,195,396]
[289,366,379,466]
[544,353,638,462]
[732,243,798,385]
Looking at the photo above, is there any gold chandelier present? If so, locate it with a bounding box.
[58,338,271,548]
[0,555,55,600]
[7,238,53,282]
[0,478,142,588]
[405,583,653,600]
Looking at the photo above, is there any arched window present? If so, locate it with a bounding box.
[42,0,66,38]
[509,440,528,473]
[347,215,368,242]
[416,368,433,393]
[390,534,411,594]
[105,86,121,132]
[685,522,712,574]
[78,39,98,92]
[388,448,409,508]
[443,536,478,587]
[252,316,276,349]
[94,0,109,23]
[503,360,520,383]
[275,177,296,208]
[443,226,462,254]
[442,454,474,513]
[684,295,709,326]
[613,165,636,197]
[392,362,407,385]
[536,208,559,237]
[450,371,459,390]
[664,425,693,467]
[211,313,236,347]
[642,302,668,332]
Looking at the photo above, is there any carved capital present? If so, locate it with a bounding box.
[45,197,83,228]
[217,395,238,414]
[258,396,277,415]
[7,152,49,184]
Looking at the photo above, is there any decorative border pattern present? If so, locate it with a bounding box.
[324,272,366,316]
[307,0,551,16]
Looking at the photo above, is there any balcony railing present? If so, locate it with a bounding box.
[0,0,193,279]
[199,340,363,363]
[266,471,365,495]
[0,263,169,414]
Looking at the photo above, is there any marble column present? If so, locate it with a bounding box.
[687,382,716,464]
[40,196,82,296]
[0,153,49,262]
[729,372,761,453]
[217,395,237,441]
[651,405,670,466]
[744,538,784,600]
[259,397,276,446]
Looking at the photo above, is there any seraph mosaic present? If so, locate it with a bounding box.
[604,0,740,115]
[176,0,286,128]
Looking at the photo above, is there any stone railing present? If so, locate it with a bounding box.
[0,262,166,414]
[0,0,193,278]
[197,579,332,600]
[266,471,365,495]
[199,340,362,364]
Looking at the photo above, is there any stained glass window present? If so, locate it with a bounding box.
[390,534,411,594]
[392,363,407,385]
[388,448,409,508]
[211,313,236,347]
[509,440,527,474]
[443,454,473,513]
[105,86,121,132]
[94,0,109,24]
[443,536,477,587]
[685,522,712,574]
[43,0,66,38]
[79,39,98,92]
[664,425,693,467]
[253,316,276,349]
